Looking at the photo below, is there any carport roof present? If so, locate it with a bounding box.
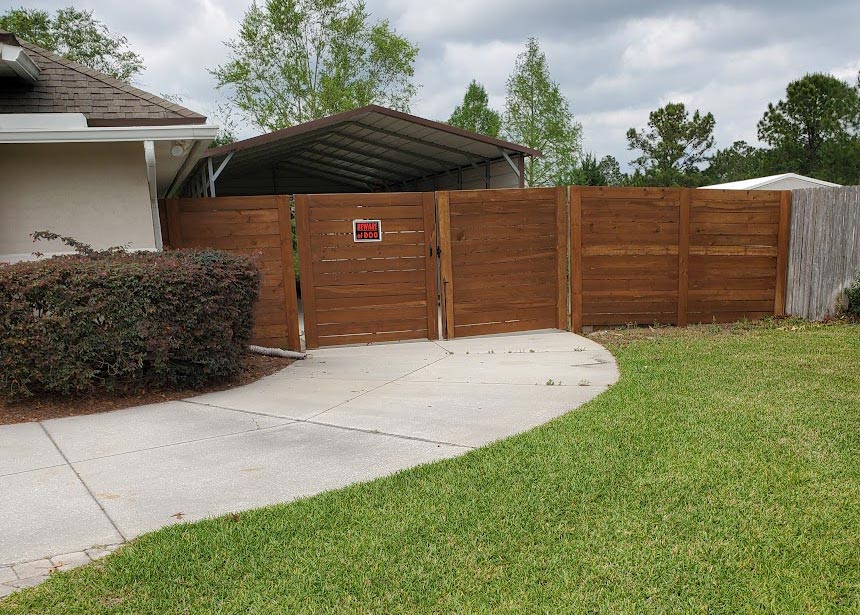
[201,105,540,191]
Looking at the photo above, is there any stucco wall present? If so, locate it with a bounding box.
[0,142,155,261]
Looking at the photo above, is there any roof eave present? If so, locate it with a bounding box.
[0,123,218,144]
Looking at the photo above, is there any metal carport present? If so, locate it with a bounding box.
[178,105,540,197]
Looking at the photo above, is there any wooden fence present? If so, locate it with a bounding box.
[570,187,790,329]
[161,187,795,349]
[787,186,860,320]
[163,196,301,350]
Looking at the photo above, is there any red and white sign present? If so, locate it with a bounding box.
[353,219,382,242]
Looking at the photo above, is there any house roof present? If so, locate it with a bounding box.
[0,31,206,126]
[702,173,841,190]
[198,105,539,193]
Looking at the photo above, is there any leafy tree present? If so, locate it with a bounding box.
[626,102,715,186]
[209,103,240,148]
[212,0,419,131]
[502,37,582,187]
[448,80,501,137]
[567,153,626,186]
[0,6,144,81]
[757,73,860,183]
[702,140,769,184]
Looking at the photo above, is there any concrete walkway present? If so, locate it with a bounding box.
[0,330,617,596]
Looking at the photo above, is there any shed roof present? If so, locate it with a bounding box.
[200,105,539,193]
[702,173,841,190]
[0,31,206,126]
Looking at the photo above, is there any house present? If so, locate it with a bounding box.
[0,31,217,262]
[702,173,841,191]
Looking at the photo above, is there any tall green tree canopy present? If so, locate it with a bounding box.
[757,73,860,183]
[448,80,501,138]
[626,102,715,186]
[0,6,144,82]
[702,140,769,185]
[569,153,625,186]
[212,0,419,131]
[502,37,582,187]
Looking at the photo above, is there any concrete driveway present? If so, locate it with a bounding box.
[0,330,617,594]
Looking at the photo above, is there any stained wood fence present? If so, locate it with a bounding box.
[161,187,794,349]
[787,186,860,320]
[163,196,301,350]
[570,187,790,329]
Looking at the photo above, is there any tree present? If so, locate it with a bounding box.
[757,73,860,182]
[448,80,501,138]
[626,102,715,186]
[502,37,582,187]
[567,153,626,186]
[0,7,144,82]
[703,140,769,184]
[211,0,419,132]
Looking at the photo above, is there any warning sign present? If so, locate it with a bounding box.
[353,219,382,242]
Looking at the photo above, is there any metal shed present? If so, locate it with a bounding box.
[180,105,540,197]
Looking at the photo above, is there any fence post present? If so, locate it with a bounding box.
[569,186,583,333]
[294,194,319,349]
[436,191,455,339]
[677,189,691,327]
[556,186,570,330]
[775,190,792,317]
[277,195,302,351]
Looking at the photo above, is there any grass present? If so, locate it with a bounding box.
[3,320,859,613]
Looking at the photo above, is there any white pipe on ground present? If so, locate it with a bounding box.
[247,345,307,359]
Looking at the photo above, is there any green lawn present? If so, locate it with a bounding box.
[3,321,859,614]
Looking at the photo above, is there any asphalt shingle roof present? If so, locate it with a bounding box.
[0,33,206,126]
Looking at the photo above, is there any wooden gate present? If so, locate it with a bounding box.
[437,187,568,338]
[163,196,301,351]
[295,193,438,349]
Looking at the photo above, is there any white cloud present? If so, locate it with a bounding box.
[14,0,860,168]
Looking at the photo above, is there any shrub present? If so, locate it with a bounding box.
[846,272,860,316]
[0,247,259,398]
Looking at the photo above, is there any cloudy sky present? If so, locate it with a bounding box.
[18,0,860,166]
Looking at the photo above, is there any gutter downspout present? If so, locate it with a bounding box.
[143,140,163,250]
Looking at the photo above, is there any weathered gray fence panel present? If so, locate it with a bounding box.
[786,186,860,320]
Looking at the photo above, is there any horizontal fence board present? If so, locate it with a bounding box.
[317,317,428,336]
[309,205,424,220]
[317,329,429,347]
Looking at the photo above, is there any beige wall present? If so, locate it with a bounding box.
[0,142,155,261]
